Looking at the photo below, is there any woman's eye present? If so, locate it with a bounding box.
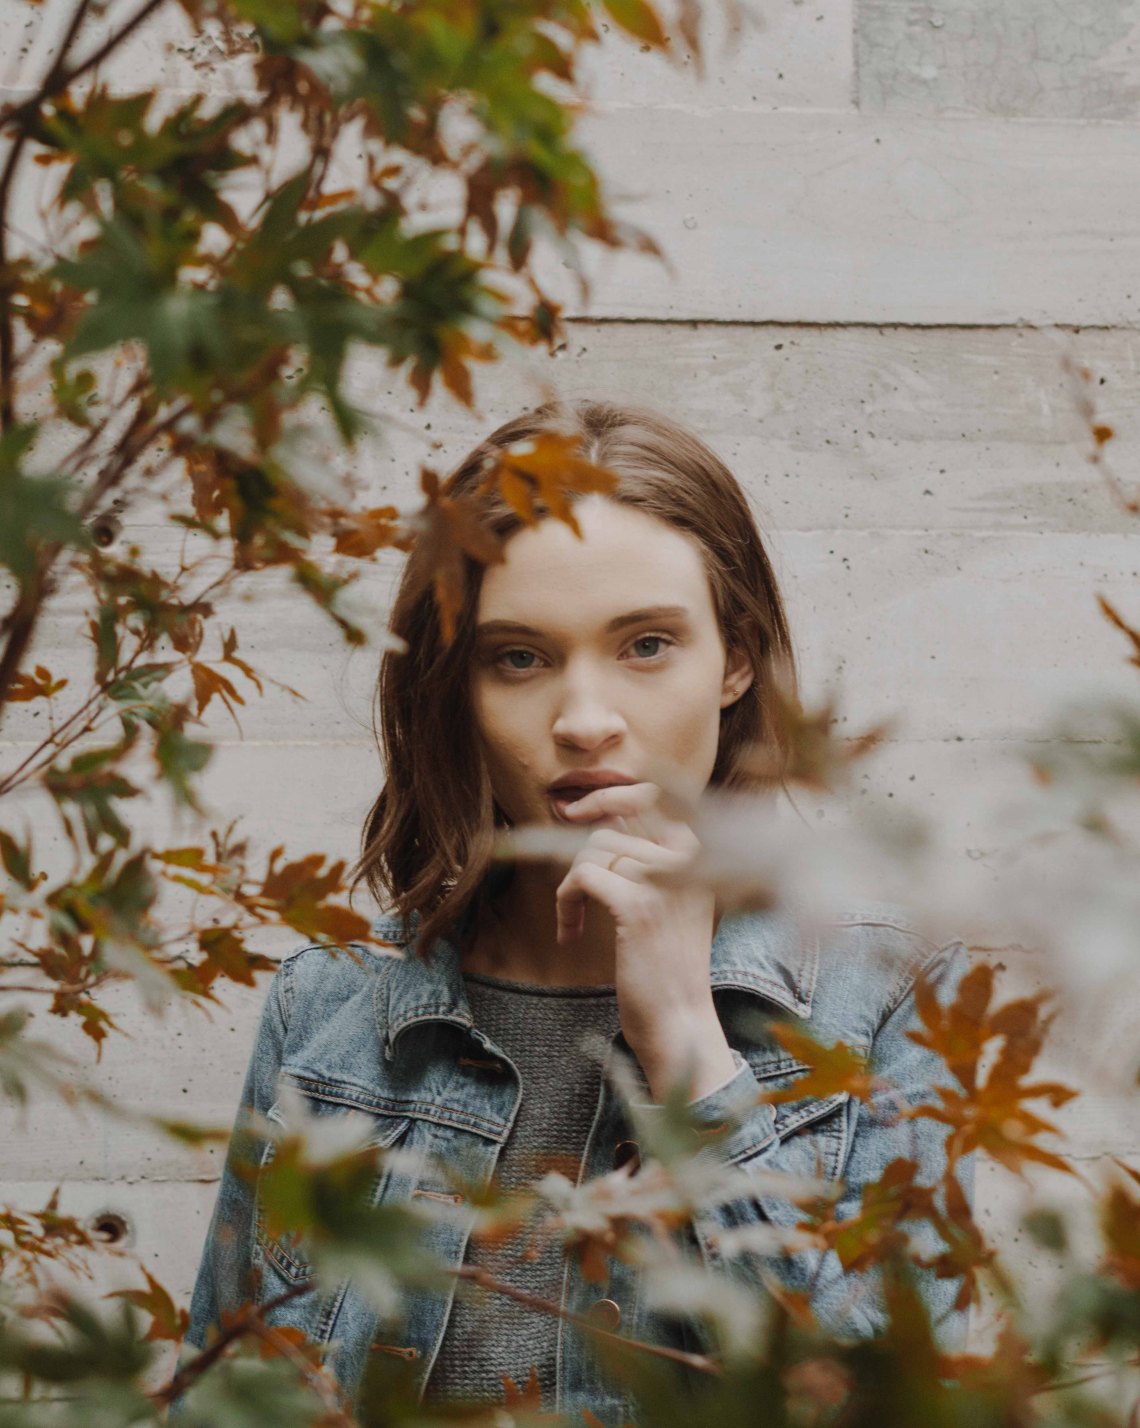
[629,634,672,659]
[492,634,674,674]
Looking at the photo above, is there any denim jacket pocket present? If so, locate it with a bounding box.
[767,1089,851,1185]
[743,1052,856,1188]
[254,1093,413,1286]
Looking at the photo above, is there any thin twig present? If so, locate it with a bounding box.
[451,1263,723,1376]
[0,982,106,996]
[0,397,189,712]
[150,1280,312,1408]
[1034,1355,1140,1397]
[247,1318,351,1420]
[0,0,171,137]
[0,549,237,797]
[0,0,97,429]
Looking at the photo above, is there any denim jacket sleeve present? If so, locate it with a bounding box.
[183,963,290,1352]
[683,940,974,1353]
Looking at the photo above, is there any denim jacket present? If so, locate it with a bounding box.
[181,899,974,1423]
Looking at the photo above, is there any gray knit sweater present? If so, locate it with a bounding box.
[423,972,622,1411]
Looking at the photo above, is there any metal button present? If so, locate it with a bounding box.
[613,1139,641,1173]
[586,1297,621,1331]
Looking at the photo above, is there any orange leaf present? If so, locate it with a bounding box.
[764,1022,878,1103]
[108,1267,189,1343]
[905,961,1077,1177]
[477,430,619,535]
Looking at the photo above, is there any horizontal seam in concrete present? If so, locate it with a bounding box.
[559,316,1140,333]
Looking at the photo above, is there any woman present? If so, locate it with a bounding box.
[181,398,973,1423]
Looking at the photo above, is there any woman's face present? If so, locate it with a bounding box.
[469,494,753,829]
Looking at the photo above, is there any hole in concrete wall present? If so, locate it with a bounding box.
[88,1210,132,1246]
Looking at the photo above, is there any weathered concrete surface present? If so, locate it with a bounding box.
[858,0,1140,118]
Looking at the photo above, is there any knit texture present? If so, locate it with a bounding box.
[423,973,622,1411]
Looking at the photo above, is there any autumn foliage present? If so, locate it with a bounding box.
[1,0,1139,1424]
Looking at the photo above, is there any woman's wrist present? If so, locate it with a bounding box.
[627,1005,738,1104]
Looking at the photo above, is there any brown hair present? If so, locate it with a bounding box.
[347,397,799,958]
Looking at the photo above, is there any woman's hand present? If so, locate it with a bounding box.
[556,782,738,1103]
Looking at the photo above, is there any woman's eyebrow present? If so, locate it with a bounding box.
[475,604,692,639]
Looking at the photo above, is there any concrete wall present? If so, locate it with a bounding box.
[3,0,1140,1380]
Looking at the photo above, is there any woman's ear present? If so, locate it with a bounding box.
[720,645,755,708]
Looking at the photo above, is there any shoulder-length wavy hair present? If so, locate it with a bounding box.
[347,397,799,959]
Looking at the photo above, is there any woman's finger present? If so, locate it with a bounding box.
[555,858,654,944]
[569,827,692,876]
[556,832,693,941]
[560,782,696,850]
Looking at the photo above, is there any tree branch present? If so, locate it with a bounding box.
[450,1263,723,1377]
[0,0,172,138]
[247,1318,351,1420]
[0,0,111,431]
[0,396,188,713]
[150,1281,313,1409]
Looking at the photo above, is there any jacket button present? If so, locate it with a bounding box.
[613,1139,641,1173]
[586,1297,621,1331]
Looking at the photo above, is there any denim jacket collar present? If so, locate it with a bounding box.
[370,902,819,1063]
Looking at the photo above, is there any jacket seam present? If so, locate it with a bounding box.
[277,955,296,1025]
[831,915,940,947]
[880,937,968,1026]
[279,1071,511,1141]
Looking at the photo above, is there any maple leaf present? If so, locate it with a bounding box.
[904,962,1079,1176]
[1099,1162,1140,1290]
[190,660,245,722]
[108,1265,189,1343]
[257,844,374,945]
[251,1321,326,1366]
[938,1322,1050,1407]
[6,664,68,702]
[407,465,504,644]
[763,1022,879,1104]
[799,1157,938,1274]
[914,1167,1002,1312]
[328,503,402,559]
[220,625,264,695]
[72,1000,116,1051]
[173,926,277,998]
[476,430,620,536]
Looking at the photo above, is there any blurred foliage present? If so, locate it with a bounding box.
[1,0,1139,1423]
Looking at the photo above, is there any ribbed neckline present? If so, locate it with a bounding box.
[463,970,617,997]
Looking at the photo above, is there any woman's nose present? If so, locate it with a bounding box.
[550,672,626,747]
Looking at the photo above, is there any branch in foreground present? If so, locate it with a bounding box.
[151,1279,312,1408]
[451,1263,723,1377]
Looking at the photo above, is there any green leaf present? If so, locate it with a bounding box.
[0,1293,154,1391]
[0,827,35,889]
[44,733,145,852]
[87,601,121,685]
[1023,1208,1069,1254]
[598,0,668,46]
[0,1007,88,1108]
[107,661,178,731]
[154,725,213,810]
[0,424,90,582]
